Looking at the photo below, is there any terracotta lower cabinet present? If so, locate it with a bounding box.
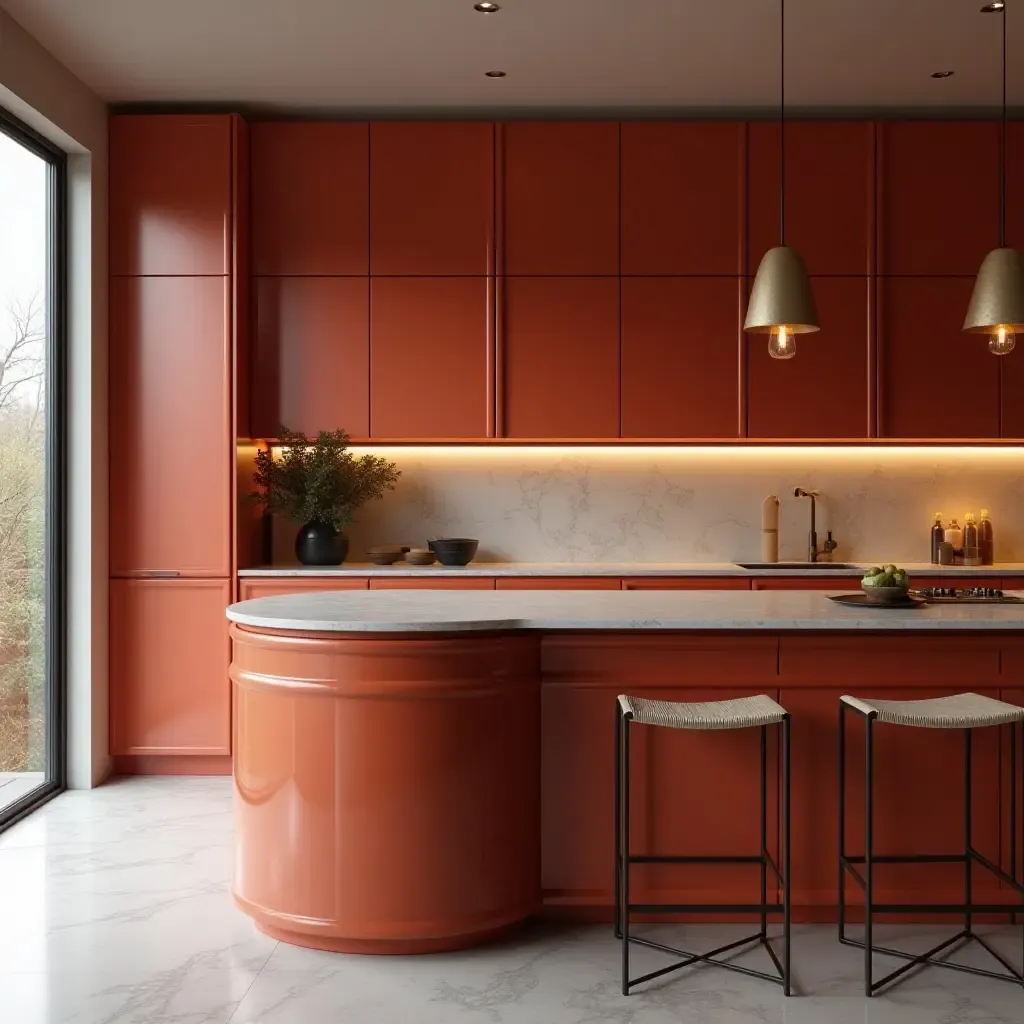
[879,277,999,439]
[370,122,494,275]
[109,276,231,577]
[747,277,871,439]
[502,278,619,438]
[496,578,621,590]
[238,578,369,601]
[109,114,234,276]
[370,277,491,439]
[751,578,861,591]
[252,277,370,438]
[880,122,1000,277]
[368,578,496,590]
[250,121,369,275]
[621,278,742,438]
[748,121,874,277]
[620,122,745,276]
[109,578,232,756]
[622,578,752,590]
[502,122,619,276]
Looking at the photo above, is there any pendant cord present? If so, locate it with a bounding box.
[779,0,786,246]
[1000,1,1007,248]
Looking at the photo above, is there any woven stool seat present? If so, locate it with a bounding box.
[617,693,787,731]
[840,692,1024,729]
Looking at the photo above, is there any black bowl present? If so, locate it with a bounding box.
[430,538,479,566]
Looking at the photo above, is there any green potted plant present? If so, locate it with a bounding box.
[253,428,400,566]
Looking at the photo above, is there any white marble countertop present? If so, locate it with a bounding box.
[227,588,1024,634]
[237,561,1024,578]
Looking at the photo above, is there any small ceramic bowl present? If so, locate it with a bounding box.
[861,583,912,605]
[405,548,437,566]
[431,538,480,566]
[367,546,403,566]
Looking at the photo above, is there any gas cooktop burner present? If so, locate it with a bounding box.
[915,586,1024,603]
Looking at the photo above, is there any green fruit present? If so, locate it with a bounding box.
[884,564,897,574]
[862,574,879,587]
[866,566,883,577]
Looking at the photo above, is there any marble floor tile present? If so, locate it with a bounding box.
[1,778,1022,1023]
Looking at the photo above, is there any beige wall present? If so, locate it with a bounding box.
[0,10,109,787]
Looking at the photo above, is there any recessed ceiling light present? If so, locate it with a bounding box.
[485,70,507,78]
[474,2,500,11]
[931,70,955,78]
[980,2,1005,12]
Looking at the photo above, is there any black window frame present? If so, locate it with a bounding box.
[0,104,67,831]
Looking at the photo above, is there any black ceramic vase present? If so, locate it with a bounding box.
[295,522,349,566]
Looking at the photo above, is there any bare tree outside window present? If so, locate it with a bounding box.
[0,128,49,803]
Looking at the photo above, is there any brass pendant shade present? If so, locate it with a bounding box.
[744,246,820,334]
[963,248,1024,333]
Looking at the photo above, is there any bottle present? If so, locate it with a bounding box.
[930,513,944,564]
[963,513,980,565]
[979,509,994,565]
[944,518,963,551]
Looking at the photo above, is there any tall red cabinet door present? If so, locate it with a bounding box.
[880,122,1000,276]
[1008,122,1024,249]
[251,122,369,275]
[109,277,231,575]
[502,278,620,438]
[109,578,231,755]
[748,277,871,438]
[110,115,232,276]
[879,277,1000,438]
[748,121,874,277]
[621,122,744,276]
[621,277,741,438]
[253,277,369,438]
[1001,354,1024,438]
[502,123,619,275]
[370,278,490,438]
[370,122,494,275]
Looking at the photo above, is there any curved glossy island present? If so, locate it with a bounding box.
[228,589,1024,953]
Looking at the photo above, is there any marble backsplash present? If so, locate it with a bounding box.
[267,447,1024,564]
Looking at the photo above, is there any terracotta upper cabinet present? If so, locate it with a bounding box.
[370,278,490,438]
[748,121,874,277]
[251,122,369,275]
[621,277,741,438]
[502,277,619,438]
[109,578,231,756]
[502,123,619,275]
[253,277,369,439]
[1008,122,1024,249]
[110,114,233,276]
[110,276,231,576]
[880,122,1000,276]
[1001,345,1024,438]
[747,277,871,438]
[370,122,494,275]
[880,277,1000,438]
[621,123,744,275]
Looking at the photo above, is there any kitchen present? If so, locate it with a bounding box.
[4,0,1024,1021]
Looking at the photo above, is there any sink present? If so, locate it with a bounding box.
[737,562,863,571]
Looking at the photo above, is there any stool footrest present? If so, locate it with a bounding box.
[629,902,785,915]
[627,854,765,865]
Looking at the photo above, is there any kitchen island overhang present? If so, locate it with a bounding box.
[228,589,1024,953]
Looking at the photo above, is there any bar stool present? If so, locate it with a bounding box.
[839,692,1024,996]
[615,694,792,996]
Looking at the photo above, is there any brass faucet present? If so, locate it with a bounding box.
[794,488,839,563]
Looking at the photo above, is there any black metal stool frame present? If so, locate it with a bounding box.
[838,702,1024,996]
[614,703,792,996]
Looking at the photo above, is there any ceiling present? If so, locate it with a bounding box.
[3,0,1023,115]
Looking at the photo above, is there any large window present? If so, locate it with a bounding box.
[0,107,65,828]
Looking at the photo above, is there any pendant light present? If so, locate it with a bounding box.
[745,0,819,360]
[964,0,1024,354]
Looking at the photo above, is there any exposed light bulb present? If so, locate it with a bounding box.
[989,325,1016,355]
[768,325,796,360]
